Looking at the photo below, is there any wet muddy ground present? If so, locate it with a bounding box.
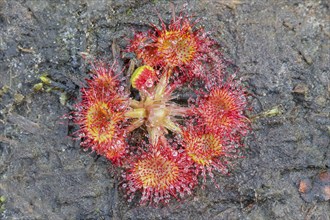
[0,0,329,219]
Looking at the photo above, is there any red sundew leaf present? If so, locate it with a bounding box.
[195,81,250,139]
[73,63,130,161]
[122,143,197,206]
[127,14,223,81]
[74,97,127,156]
[182,126,232,186]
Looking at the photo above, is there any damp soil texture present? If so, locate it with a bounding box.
[0,0,329,219]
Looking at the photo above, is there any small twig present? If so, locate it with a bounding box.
[17,45,35,53]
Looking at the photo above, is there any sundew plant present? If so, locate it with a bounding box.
[72,10,250,206]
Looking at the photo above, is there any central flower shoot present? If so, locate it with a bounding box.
[125,66,185,145]
[146,104,168,127]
